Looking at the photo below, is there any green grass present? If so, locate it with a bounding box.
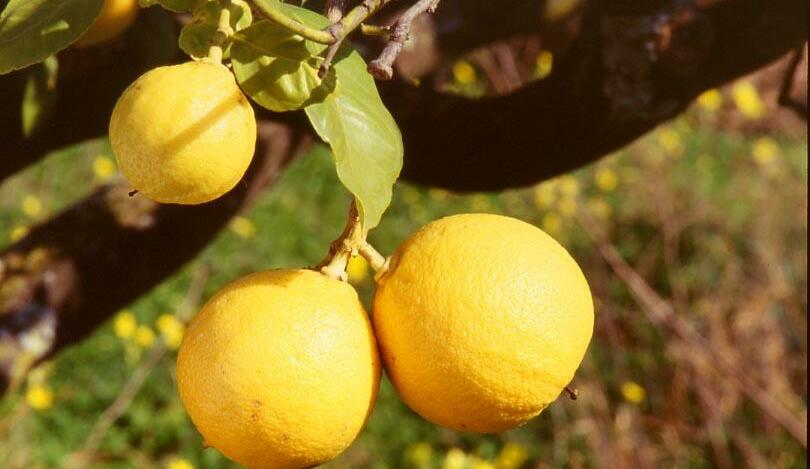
[0,89,807,469]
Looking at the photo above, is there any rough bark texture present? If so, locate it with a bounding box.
[0,0,807,392]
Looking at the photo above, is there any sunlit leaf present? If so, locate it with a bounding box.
[178,0,252,59]
[231,19,335,112]
[281,5,402,233]
[0,0,104,74]
[21,55,59,138]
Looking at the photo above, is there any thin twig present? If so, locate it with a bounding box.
[316,200,361,281]
[361,23,391,36]
[77,343,167,462]
[317,200,358,270]
[332,0,394,39]
[576,210,808,447]
[358,241,388,273]
[367,0,441,80]
[318,0,348,77]
[251,0,335,44]
[253,0,396,77]
[319,35,347,78]
[67,267,211,466]
[207,0,233,65]
[319,0,394,77]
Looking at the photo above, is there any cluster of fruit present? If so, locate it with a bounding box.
[174,213,594,469]
[97,2,594,468]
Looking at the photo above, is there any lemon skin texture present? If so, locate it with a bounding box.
[373,213,594,433]
[75,0,139,48]
[109,61,256,204]
[177,269,380,469]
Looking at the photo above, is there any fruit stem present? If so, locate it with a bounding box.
[207,0,234,65]
[321,247,351,281]
[359,241,389,276]
[317,200,360,280]
[564,386,579,400]
[317,199,389,281]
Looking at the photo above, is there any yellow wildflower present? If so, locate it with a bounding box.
[541,212,562,235]
[165,457,194,469]
[135,325,156,348]
[156,314,185,350]
[536,51,553,79]
[657,128,684,158]
[407,442,433,467]
[533,183,556,209]
[230,216,256,239]
[453,61,477,85]
[93,156,117,181]
[346,256,370,284]
[752,137,779,166]
[621,380,646,404]
[559,176,580,197]
[26,384,53,411]
[114,311,137,339]
[470,457,496,469]
[594,167,618,192]
[696,89,723,113]
[731,81,765,119]
[443,448,467,469]
[21,195,43,218]
[496,443,529,469]
[10,225,29,242]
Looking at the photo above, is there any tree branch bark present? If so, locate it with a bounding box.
[0,122,311,394]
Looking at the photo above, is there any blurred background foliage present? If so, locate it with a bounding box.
[0,61,807,468]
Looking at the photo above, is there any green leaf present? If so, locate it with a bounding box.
[250,0,282,11]
[234,3,402,232]
[178,0,252,60]
[278,5,402,233]
[21,55,59,138]
[0,0,104,74]
[305,47,403,234]
[231,18,336,112]
[139,0,205,12]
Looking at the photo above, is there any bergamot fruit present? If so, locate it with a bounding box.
[109,61,256,204]
[177,269,380,469]
[373,213,594,433]
[75,0,139,48]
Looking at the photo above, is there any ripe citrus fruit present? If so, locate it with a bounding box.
[373,213,594,433]
[177,269,380,469]
[75,0,139,48]
[109,61,256,204]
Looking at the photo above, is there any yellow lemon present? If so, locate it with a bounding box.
[109,61,256,204]
[177,269,380,469]
[75,0,139,48]
[373,213,593,433]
